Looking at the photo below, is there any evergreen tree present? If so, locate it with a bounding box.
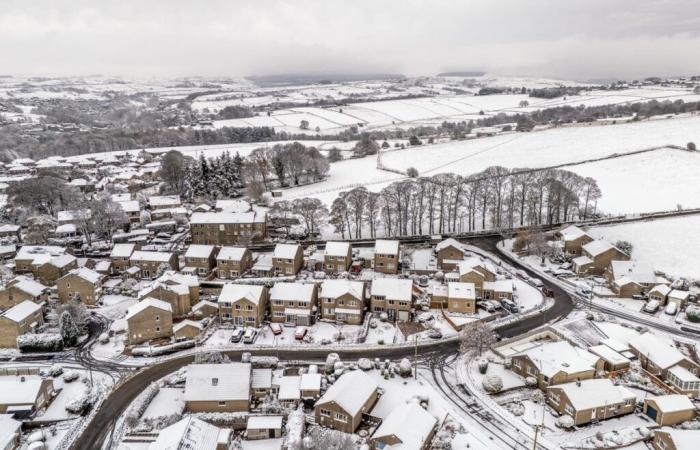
[59,310,80,347]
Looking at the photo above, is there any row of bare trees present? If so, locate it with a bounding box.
[271,166,601,239]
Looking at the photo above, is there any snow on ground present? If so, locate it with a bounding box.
[587,215,700,278]
[240,438,283,450]
[369,370,450,421]
[141,387,185,420]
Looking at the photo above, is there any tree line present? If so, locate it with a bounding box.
[272,166,601,239]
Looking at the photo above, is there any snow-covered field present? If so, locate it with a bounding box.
[588,215,700,278]
[279,114,700,216]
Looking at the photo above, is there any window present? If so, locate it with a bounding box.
[274,300,283,306]
[235,304,241,310]
[320,409,330,417]
[335,412,347,422]
[212,378,219,386]
[155,315,160,322]
[219,225,225,231]
[565,405,574,416]
[155,326,160,332]
[549,392,560,404]
[513,359,522,369]
[246,305,254,311]
[218,401,226,407]
[527,366,538,376]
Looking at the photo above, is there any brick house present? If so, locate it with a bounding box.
[314,370,379,433]
[643,395,696,426]
[556,225,593,256]
[56,267,104,306]
[323,242,352,275]
[457,258,497,296]
[184,245,218,276]
[110,243,136,274]
[272,244,304,275]
[446,282,477,314]
[319,279,365,325]
[435,238,468,270]
[129,251,179,279]
[125,298,173,345]
[0,300,44,348]
[269,282,318,326]
[370,403,438,450]
[190,211,267,246]
[138,281,192,317]
[547,378,636,426]
[184,363,251,413]
[216,247,253,279]
[370,278,414,322]
[0,276,48,311]
[218,284,268,327]
[604,260,657,297]
[157,271,200,305]
[35,254,78,286]
[373,240,400,274]
[652,428,700,450]
[117,200,141,224]
[0,375,55,414]
[0,224,21,241]
[14,245,68,274]
[147,195,181,220]
[573,240,629,276]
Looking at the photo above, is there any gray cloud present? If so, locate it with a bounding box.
[2,0,700,79]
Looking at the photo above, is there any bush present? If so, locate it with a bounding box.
[686,306,700,323]
[17,334,64,353]
[63,370,80,383]
[65,391,92,415]
[556,415,575,429]
[482,374,503,393]
[398,358,413,377]
[478,360,489,374]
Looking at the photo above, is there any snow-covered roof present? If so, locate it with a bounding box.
[15,245,66,262]
[649,284,672,297]
[583,239,617,257]
[551,378,635,411]
[0,375,47,405]
[193,300,218,313]
[8,276,47,297]
[215,199,251,213]
[148,195,181,207]
[371,278,413,301]
[0,224,20,233]
[219,283,265,305]
[647,395,694,412]
[111,193,132,202]
[559,225,589,242]
[448,282,476,299]
[320,279,364,300]
[55,224,77,234]
[217,246,248,261]
[47,253,77,269]
[372,403,437,450]
[315,370,378,416]
[300,373,321,391]
[588,345,630,366]
[251,368,272,389]
[184,245,215,259]
[110,243,136,258]
[0,415,21,450]
[173,320,202,333]
[247,415,283,430]
[457,256,496,277]
[1,300,41,323]
[270,282,315,303]
[149,416,221,450]
[278,376,301,401]
[324,241,350,257]
[572,255,593,266]
[118,200,140,213]
[125,298,172,320]
[514,340,600,378]
[273,243,301,259]
[184,363,250,402]
[609,260,656,285]
[657,428,700,450]
[130,250,173,263]
[57,209,91,222]
[630,333,686,370]
[139,281,189,299]
[374,239,399,255]
[669,289,691,301]
[668,365,700,382]
[66,267,103,284]
[483,280,513,293]
[435,238,467,253]
[157,271,200,288]
[190,211,266,224]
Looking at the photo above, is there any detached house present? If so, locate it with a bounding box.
[56,267,104,306]
[36,254,78,286]
[216,247,253,279]
[371,403,438,450]
[652,428,700,450]
[272,244,304,275]
[373,240,400,274]
[148,195,181,220]
[370,278,414,322]
[314,370,379,433]
[218,283,268,327]
[556,225,593,256]
[190,211,267,246]
[457,258,497,295]
[0,375,55,415]
[184,245,218,276]
[110,243,136,274]
[573,240,629,276]
[319,279,365,325]
[0,301,44,348]
[184,363,251,412]
[510,340,604,390]
[14,245,68,274]
[604,260,657,297]
[150,416,231,450]
[125,298,173,345]
[446,282,477,314]
[129,251,179,279]
[0,276,48,310]
[435,238,469,270]
[648,284,672,304]
[270,282,318,326]
[547,378,636,426]
[323,241,352,274]
[138,281,192,317]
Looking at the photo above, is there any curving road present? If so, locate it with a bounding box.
[71,236,576,450]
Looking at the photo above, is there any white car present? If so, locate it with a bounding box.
[665,302,678,315]
[643,300,660,313]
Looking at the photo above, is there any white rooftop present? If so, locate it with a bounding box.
[315,370,378,416]
[184,363,250,402]
[374,239,399,255]
[630,332,686,370]
[130,250,173,263]
[648,394,694,412]
[9,276,47,297]
[0,375,47,405]
[270,282,315,303]
[372,403,437,450]
[190,211,265,224]
[583,239,617,257]
[324,241,351,257]
[66,267,103,284]
[219,283,265,306]
[448,282,476,299]
[148,195,181,207]
[609,260,656,285]
[217,246,248,261]
[515,340,600,378]
[371,278,413,301]
[273,243,301,259]
[559,225,589,242]
[320,279,364,300]
[552,378,635,411]
[246,415,283,430]
[125,298,172,320]
[149,416,220,450]
[185,245,215,259]
[1,300,41,323]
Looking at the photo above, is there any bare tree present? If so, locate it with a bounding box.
[158,150,188,193]
[459,321,497,357]
[292,198,328,237]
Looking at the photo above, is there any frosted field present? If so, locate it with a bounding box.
[588,216,700,278]
[281,115,700,214]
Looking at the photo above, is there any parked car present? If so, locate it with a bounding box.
[294,326,308,340]
[428,329,443,339]
[530,278,544,288]
[665,302,678,315]
[243,328,258,344]
[515,270,529,280]
[269,323,283,335]
[541,287,554,298]
[230,328,245,343]
[576,287,592,298]
[632,294,648,301]
[478,301,495,312]
[502,299,519,313]
[643,300,660,313]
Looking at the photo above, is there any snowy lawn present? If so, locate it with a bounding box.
[141,387,185,420]
[240,438,283,450]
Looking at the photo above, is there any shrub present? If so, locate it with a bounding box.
[482,374,503,393]
[478,360,489,374]
[17,334,64,353]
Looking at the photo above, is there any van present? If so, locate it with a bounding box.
[243,328,258,344]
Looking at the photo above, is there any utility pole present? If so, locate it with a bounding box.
[414,334,418,380]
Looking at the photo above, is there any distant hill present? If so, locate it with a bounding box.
[246,73,405,87]
[436,71,486,77]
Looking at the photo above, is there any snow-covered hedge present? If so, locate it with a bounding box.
[556,415,575,429]
[131,340,194,357]
[284,406,306,450]
[194,411,248,427]
[482,374,503,394]
[65,390,92,415]
[124,382,160,428]
[17,333,64,353]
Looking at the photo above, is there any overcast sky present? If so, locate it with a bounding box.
[2,0,700,80]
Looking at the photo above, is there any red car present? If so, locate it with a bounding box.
[269,323,283,335]
[294,326,308,340]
